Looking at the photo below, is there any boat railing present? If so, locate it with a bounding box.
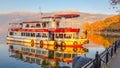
[82,40,120,68]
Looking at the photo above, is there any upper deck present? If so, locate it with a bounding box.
[8,13,80,29]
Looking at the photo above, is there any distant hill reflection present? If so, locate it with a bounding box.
[87,33,120,48]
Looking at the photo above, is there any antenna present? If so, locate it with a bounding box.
[39,6,42,19]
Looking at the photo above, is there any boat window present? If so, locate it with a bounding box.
[55,52,63,57]
[36,24,41,28]
[31,24,35,28]
[26,33,28,36]
[55,34,59,38]
[36,59,41,64]
[36,33,41,37]
[22,33,25,36]
[21,47,25,51]
[26,57,30,61]
[28,33,30,36]
[73,34,77,39]
[42,33,47,38]
[23,33,25,36]
[31,58,35,63]
[21,33,23,36]
[55,34,63,38]
[14,32,17,35]
[64,34,72,39]
[31,49,35,53]
[42,50,47,55]
[59,34,63,38]
[72,54,77,58]
[64,53,71,58]
[9,32,13,35]
[31,33,35,37]
[24,33,26,36]
[27,33,29,36]
[26,48,30,52]
[42,23,46,28]
[26,24,29,28]
[36,50,41,54]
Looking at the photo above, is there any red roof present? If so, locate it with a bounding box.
[11,28,79,33]
[49,28,80,33]
[55,14,80,18]
[42,14,80,19]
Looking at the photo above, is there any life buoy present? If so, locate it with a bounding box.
[54,41,57,46]
[31,40,34,47]
[83,48,89,52]
[40,40,43,48]
[54,46,58,50]
[73,48,78,52]
[73,41,78,45]
[60,42,66,51]
[73,41,78,52]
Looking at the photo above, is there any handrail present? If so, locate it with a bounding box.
[82,40,120,68]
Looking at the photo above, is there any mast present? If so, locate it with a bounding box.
[39,6,43,20]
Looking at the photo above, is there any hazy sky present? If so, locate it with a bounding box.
[0,0,116,14]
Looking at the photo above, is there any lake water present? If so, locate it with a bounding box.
[0,33,120,68]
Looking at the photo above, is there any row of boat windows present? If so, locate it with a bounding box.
[25,56,42,64]
[55,52,76,58]
[13,46,76,59]
[9,32,76,39]
[15,48,75,58]
[21,33,48,38]
[12,46,76,59]
[9,32,48,38]
[56,34,73,39]
[13,54,42,65]
[21,47,47,55]
[25,23,47,28]
[11,46,47,57]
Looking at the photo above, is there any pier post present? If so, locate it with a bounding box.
[114,42,117,53]
[111,47,113,57]
[106,49,109,64]
[93,51,101,68]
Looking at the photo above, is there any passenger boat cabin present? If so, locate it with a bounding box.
[8,14,81,41]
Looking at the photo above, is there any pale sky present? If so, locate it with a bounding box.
[0,0,117,14]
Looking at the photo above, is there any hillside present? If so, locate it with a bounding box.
[83,15,120,32]
[0,10,110,37]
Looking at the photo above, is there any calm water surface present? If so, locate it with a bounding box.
[0,33,120,68]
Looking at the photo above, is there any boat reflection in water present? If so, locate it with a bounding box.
[7,41,88,68]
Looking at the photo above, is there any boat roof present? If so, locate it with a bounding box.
[49,28,80,32]
[55,14,80,18]
[42,13,80,19]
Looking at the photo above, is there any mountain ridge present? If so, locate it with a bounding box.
[0,10,111,37]
[83,15,120,31]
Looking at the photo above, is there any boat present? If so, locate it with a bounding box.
[7,13,89,51]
